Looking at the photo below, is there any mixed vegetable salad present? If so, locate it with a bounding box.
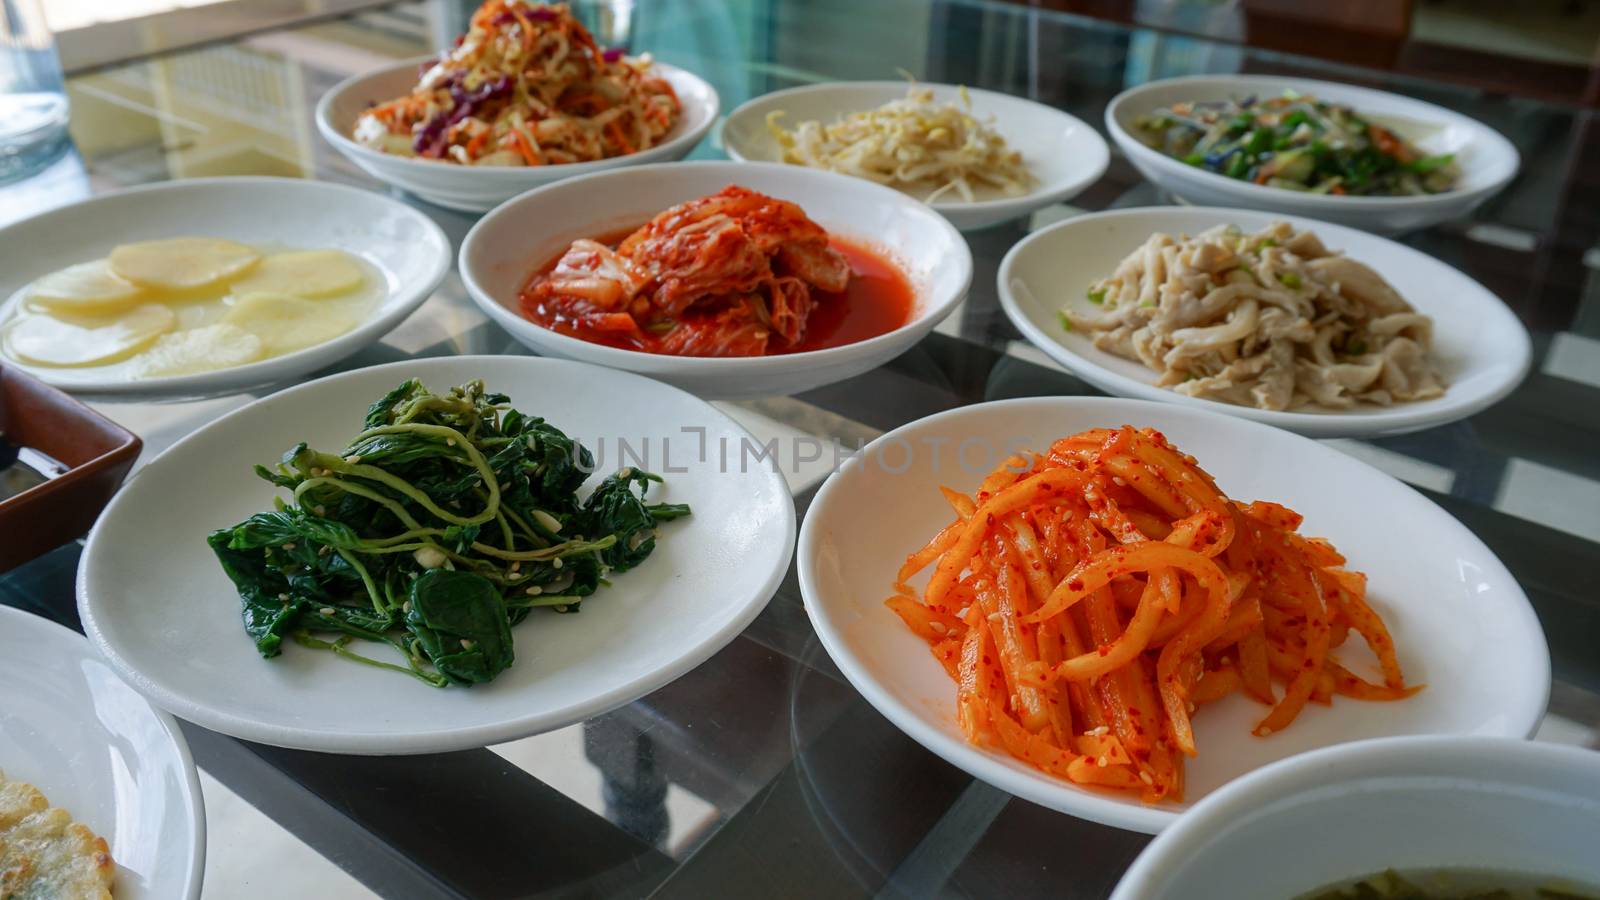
[207,378,689,687]
[1134,93,1458,196]
[353,1,680,166]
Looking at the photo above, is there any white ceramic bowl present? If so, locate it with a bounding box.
[1111,737,1600,900]
[722,81,1111,230]
[0,606,205,900]
[78,355,795,754]
[460,160,973,400]
[798,396,1549,834]
[1106,75,1519,235]
[999,206,1531,438]
[0,177,451,397]
[316,55,719,212]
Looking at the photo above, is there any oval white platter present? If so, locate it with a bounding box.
[798,395,1548,833]
[999,206,1531,438]
[78,355,795,754]
[0,177,451,397]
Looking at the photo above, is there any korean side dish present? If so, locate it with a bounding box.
[519,185,913,357]
[1,238,378,381]
[1300,868,1600,900]
[207,379,689,687]
[767,84,1035,202]
[886,425,1419,802]
[0,769,115,899]
[1063,222,1444,411]
[1134,93,1458,196]
[354,1,680,166]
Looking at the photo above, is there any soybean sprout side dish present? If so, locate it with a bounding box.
[766,84,1035,203]
[1134,93,1458,196]
[207,379,690,687]
[354,1,680,166]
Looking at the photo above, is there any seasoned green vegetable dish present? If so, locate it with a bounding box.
[1135,93,1458,196]
[1301,868,1600,900]
[207,378,689,687]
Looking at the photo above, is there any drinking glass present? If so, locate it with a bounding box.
[0,0,70,183]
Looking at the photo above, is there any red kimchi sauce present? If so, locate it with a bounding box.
[517,232,914,356]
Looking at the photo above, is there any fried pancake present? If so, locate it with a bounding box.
[0,770,113,899]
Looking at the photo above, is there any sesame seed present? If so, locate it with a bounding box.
[552,557,563,569]
[282,542,296,550]
[318,545,331,556]
[1259,726,1273,736]
[402,601,412,613]
[277,593,289,602]
[987,612,1003,622]
[525,586,543,596]
[928,621,947,635]
[345,454,362,465]
[1139,771,1154,785]
[509,561,520,572]
[554,604,569,612]
[459,639,475,650]
[1097,756,1108,768]
[1087,725,1109,736]
[319,606,336,616]
[617,466,633,479]
[446,438,456,447]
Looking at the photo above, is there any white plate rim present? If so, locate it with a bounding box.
[796,394,1550,834]
[76,354,797,754]
[1104,73,1520,209]
[996,205,1533,438]
[0,604,207,900]
[0,176,452,396]
[314,55,720,182]
[459,159,974,372]
[721,79,1111,215]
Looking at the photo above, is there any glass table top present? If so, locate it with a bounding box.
[2,1,1597,896]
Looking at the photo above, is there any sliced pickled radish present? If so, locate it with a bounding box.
[26,260,147,313]
[222,292,356,355]
[137,323,265,377]
[229,249,367,298]
[109,237,260,290]
[4,304,176,367]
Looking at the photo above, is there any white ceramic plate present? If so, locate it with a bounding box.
[722,81,1110,230]
[1106,75,1519,235]
[1110,737,1600,899]
[0,177,451,397]
[317,56,719,212]
[0,606,204,899]
[77,355,795,754]
[998,206,1531,438]
[797,396,1549,834]
[460,160,972,400]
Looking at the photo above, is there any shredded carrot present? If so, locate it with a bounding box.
[884,425,1419,804]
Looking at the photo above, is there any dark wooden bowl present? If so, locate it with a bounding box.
[0,366,141,572]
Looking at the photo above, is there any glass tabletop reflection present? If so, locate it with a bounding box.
[2,1,1597,897]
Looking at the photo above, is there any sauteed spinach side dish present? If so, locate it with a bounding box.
[206,378,690,687]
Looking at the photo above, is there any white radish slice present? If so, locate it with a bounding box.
[228,249,368,299]
[109,237,260,290]
[26,260,148,313]
[4,304,176,367]
[221,292,356,355]
[137,323,265,377]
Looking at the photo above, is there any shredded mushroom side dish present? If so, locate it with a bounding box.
[1063,223,1445,411]
[766,85,1035,203]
